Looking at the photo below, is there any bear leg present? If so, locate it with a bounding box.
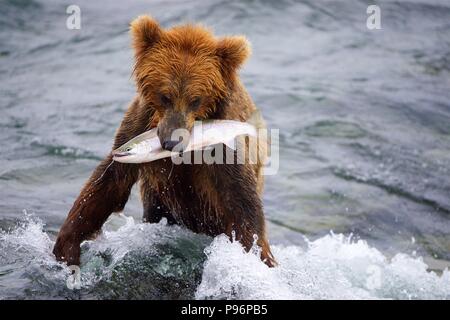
[201,161,277,267]
[140,181,177,225]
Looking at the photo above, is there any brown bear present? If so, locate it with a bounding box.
[53,15,276,267]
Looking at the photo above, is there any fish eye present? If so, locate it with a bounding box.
[125,147,132,152]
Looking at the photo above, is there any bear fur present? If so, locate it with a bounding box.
[53,16,276,267]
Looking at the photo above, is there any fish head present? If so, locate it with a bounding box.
[112,142,142,163]
[112,130,157,163]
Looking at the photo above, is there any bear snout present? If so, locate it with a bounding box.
[162,140,179,151]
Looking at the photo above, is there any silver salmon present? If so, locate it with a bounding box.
[112,120,257,163]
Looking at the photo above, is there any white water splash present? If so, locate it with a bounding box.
[0,212,56,265]
[196,234,450,300]
[77,214,200,284]
[1,214,449,299]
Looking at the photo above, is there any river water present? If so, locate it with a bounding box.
[1,0,450,299]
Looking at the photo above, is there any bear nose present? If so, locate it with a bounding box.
[162,140,179,151]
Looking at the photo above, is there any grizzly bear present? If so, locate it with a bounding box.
[53,16,276,267]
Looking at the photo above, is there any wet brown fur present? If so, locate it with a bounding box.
[53,16,276,267]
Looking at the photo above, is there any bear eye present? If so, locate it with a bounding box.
[190,97,202,109]
[160,94,172,106]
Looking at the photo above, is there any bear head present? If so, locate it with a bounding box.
[130,15,251,151]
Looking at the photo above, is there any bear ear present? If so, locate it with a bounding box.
[130,15,162,58]
[216,36,251,74]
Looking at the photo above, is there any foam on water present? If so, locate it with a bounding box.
[197,234,450,299]
[1,214,449,299]
[0,213,71,299]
